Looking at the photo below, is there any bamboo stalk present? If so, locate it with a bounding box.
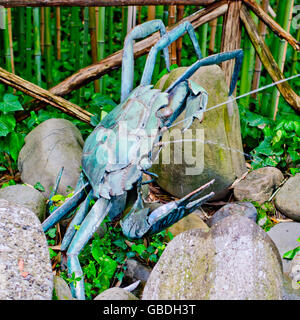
[176,4,184,65]
[148,5,156,20]
[56,7,61,60]
[199,22,208,57]
[18,7,26,70]
[239,7,257,107]
[3,8,13,73]
[44,7,53,88]
[251,0,269,99]
[108,7,113,54]
[0,67,92,123]
[121,6,128,43]
[215,15,223,53]
[208,18,217,54]
[240,5,300,113]
[40,7,44,54]
[16,1,229,122]
[98,7,106,93]
[80,7,90,102]
[269,0,294,119]
[25,7,32,79]
[89,7,100,92]
[7,8,15,74]
[291,28,300,78]
[0,0,217,7]
[33,7,42,86]
[168,5,177,66]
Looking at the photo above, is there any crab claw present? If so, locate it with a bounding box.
[121,180,215,239]
[181,80,208,132]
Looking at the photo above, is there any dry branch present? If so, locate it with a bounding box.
[0,67,92,123]
[240,5,300,113]
[16,1,228,122]
[244,0,300,51]
[0,0,216,7]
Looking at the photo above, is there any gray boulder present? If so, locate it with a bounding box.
[0,184,46,222]
[94,287,138,300]
[0,199,53,299]
[53,276,75,300]
[233,167,284,204]
[152,65,247,200]
[142,215,283,300]
[267,222,300,273]
[207,202,257,227]
[275,173,300,221]
[18,118,84,197]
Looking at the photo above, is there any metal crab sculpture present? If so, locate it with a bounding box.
[42,19,243,300]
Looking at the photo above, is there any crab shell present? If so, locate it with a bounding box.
[81,85,169,200]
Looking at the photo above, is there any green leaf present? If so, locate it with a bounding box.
[113,238,127,250]
[131,244,146,255]
[0,114,16,137]
[0,94,23,112]
[5,132,24,161]
[283,247,300,260]
[0,166,6,171]
[34,182,45,192]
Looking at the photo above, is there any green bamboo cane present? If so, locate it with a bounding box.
[199,23,208,58]
[156,5,165,77]
[80,7,90,103]
[3,8,11,72]
[239,10,258,107]
[25,7,32,80]
[98,7,106,93]
[33,8,42,86]
[215,16,223,53]
[269,0,294,119]
[122,6,128,44]
[89,7,100,93]
[44,7,53,88]
[18,7,26,70]
[107,7,113,55]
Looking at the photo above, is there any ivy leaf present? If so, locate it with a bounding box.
[0,94,23,112]
[283,247,300,260]
[5,132,24,161]
[0,114,16,137]
[34,182,45,192]
[131,244,146,255]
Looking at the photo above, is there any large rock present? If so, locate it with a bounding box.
[18,118,84,197]
[94,287,138,300]
[275,173,300,221]
[151,65,247,199]
[267,222,300,273]
[0,199,53,299]
[53,276,75,300]
[206,202,257,227]
[142,215,283,300]
[0,184,46,222]
[234,167,284,204]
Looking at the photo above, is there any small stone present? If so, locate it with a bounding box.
[207,202,257,227]
[94,287,138,300]
[233,167,284,204]
[53,276,75,300]
[275,173,300,222]
[267,222,300,273]
[0,184,46,222]
[0,199,53,300]
[168,212,209,236]
[18,118,84,197]
[289,252,300,284]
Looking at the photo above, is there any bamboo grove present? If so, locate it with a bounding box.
[0,1,299,125]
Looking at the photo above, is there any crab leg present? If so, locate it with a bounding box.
[66,197,112,299]
[60,190,94,251]
[42,182,91,232]
[121,19,170,102]
[141,21,202,86]
[165,49,244,96]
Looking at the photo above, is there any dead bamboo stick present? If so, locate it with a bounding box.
[208,18,217,54]
[220,0,242,88]
[240,5,300,113]
[251,0,268,98]
[16,1,228,122]
[176,4,184,66]
[244,0,300,51]
[0,67,92,123]
[168,5,177,66]
[0,0,216,7]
